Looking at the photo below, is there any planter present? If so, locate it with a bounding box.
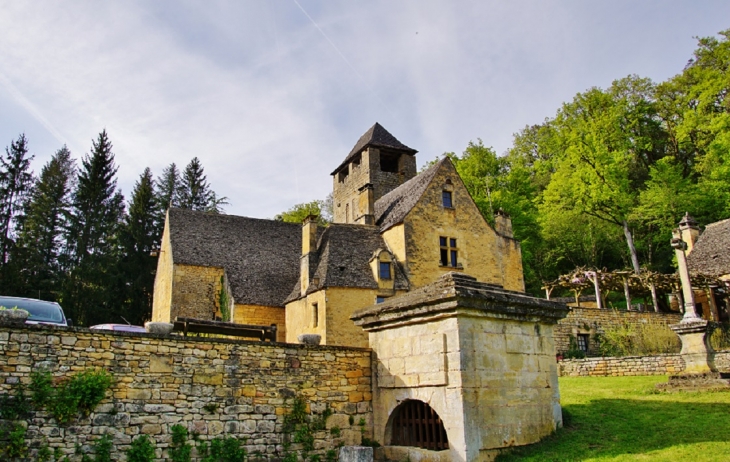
[298,334,321,345]
[145,322,174,335]
[0,308,29,326]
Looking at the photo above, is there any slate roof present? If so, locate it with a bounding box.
[331,122,417,175]
[374,158,445,232]
[286,224,409,302]
[687,218,730,278]
[167,208,301,307]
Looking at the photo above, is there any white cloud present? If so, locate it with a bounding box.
[0,0,728,218]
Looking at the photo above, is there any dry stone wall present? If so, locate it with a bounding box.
[558,350,730,377]
[555,307,683,356]
[0,325,372,461]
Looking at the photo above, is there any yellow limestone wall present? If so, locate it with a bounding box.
[169,264,225,322]
[384,160,525,292]
[286,288,406,348]
[368,312,561,461]
[151,216,173,322]
[232,304,286,342]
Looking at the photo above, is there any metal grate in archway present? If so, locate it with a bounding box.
[391,400,449,450]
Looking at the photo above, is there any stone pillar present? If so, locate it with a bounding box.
[351,272,569,462]
[670,227,715,375]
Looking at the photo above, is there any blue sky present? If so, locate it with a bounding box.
[1,1,728,218]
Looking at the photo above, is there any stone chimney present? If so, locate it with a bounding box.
[356,183,375,225]
[678,212,700,254]
[494,209,513,238]
[300,215,319,295]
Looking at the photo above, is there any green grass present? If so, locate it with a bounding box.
[497,376,730,461]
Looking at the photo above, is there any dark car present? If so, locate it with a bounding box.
[0,296,69,327]
[89,323,146,333]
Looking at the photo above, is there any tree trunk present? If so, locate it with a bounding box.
[623,278,632,311]
[622,220,641,274]
[649,282,659,312]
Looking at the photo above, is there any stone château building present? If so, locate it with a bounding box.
[151,123,525,345]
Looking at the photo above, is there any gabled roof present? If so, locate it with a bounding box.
[687,218,730,278]
[167,208,301,307]
[285,223,409,302]
[374,157,446,232]
[331,122,417,175]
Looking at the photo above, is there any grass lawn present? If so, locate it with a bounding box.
[496,375,730,461]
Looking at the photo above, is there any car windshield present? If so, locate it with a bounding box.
[0,298,64,323]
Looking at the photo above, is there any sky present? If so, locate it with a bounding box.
[1,1,729,219]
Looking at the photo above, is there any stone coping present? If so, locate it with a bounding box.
[351,272,569,330]
[0,324,371,352]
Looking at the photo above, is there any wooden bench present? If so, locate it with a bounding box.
[173,317,277,342]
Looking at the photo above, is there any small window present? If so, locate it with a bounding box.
[312,303,318,328]
[439,237,458,267]
[379,261,392,280]
[376,296,386,304]
[577,334,588,353]
[380,152,400,173]
[442,191,453,208]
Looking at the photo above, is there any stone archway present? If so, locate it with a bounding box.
[387,399,449,451]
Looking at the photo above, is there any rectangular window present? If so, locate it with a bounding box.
[577,334,589,353]
[376,296,386,304]
[379,261,392,280]
[439,236,458,267]
[312,303,318,328]
[442,191,453,208]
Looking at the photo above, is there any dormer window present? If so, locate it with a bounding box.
[379,261,392,280]
[442,191,453,208]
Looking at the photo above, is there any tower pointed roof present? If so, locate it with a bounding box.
[331,122,417,175]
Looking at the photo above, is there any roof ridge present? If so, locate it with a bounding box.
[374,157,449,231]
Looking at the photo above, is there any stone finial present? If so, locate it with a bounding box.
[678,212,701,253]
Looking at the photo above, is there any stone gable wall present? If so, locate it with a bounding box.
[555,308,683,356]
[402,160,525,292]
[558,350,730,377]
[0,325,372,461]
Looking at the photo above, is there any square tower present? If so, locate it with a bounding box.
[331,123,417,224]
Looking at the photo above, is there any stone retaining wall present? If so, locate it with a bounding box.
[0,324,373,461]
[555,307,683,356]
[558,350,730,377]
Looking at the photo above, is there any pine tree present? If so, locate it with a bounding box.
[153,162,181,241]
[13,146,75,299]
[120,168,158,324]
[177,157,214,211]
[0,134,34,263]
[62,130,125,326]
[0,134,35,292]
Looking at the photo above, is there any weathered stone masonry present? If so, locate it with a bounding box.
[554,307,683,356]
[558,350,730,377]
[0,325,372,460]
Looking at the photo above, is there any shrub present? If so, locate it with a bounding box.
[127,435,156,462]
[170,424,192,462]
[91,434,113,462]
[597,321,680,357]
[710,323,730,350]
[52,369,113,424]
[30,370,54,407]
[202,436,248,462]
[1,423,28,458]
